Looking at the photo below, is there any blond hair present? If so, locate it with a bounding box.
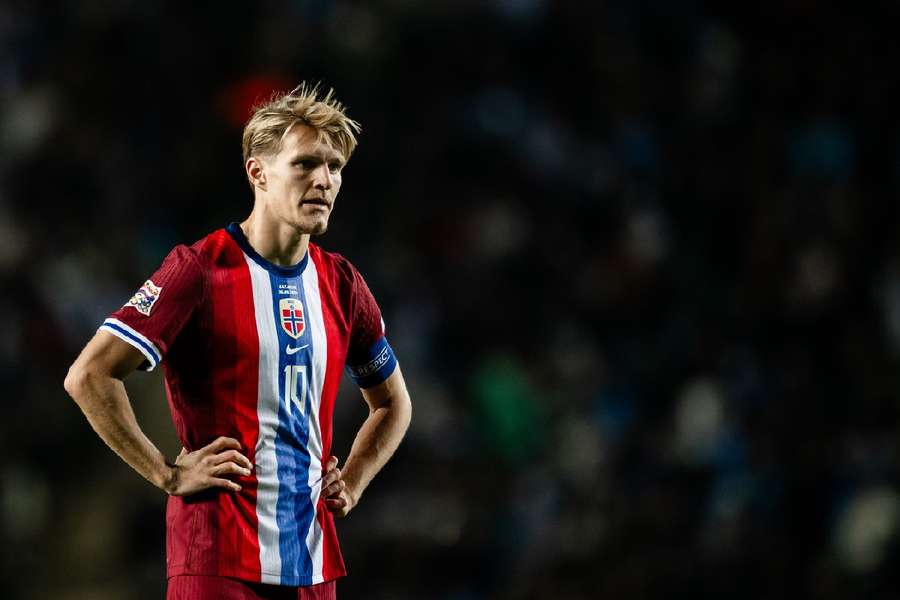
[241,82,361,166]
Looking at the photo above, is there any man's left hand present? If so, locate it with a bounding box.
[322,456,357,518]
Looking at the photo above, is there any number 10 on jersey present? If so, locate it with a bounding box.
[283,365,307,415]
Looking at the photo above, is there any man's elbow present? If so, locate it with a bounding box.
[64,362,88,403]
[395,390,412,432]
[64,361,102,407]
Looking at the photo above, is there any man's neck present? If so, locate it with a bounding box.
[239,209,310,267]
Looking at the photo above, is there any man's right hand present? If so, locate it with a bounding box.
[164,436,253,496]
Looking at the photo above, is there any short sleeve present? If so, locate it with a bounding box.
[99,245,204,371]
[345,266,398,388]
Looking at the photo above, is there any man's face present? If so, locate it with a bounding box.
[256,123,345,235]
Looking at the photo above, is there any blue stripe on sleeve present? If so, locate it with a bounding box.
[100,321,161,369]
[346,336,398,388]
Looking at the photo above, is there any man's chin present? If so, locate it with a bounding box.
[295,218,329,236]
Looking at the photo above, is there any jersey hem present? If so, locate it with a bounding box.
[166,565,347,587]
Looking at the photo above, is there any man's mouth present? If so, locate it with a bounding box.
[301,198,330,208]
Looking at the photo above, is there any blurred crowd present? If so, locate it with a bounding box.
[3,1,900,598]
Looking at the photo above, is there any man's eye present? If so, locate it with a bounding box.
[328,163,342,173]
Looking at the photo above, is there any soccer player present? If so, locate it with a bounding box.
[64,83,412,600]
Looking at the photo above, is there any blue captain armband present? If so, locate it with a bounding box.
[346,336,398,388]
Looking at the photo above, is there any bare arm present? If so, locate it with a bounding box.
[64,331,252,495]
[322,365,412,517]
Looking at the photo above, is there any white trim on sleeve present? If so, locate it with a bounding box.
[99,318,163,371]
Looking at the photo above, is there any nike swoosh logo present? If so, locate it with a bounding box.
[286,344,309,355]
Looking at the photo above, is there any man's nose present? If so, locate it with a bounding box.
[313,164,333,190]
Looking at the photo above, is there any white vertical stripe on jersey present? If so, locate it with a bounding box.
[302,253,327,582]
[246,258,283,584]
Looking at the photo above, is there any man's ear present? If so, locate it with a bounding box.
[246,156,267,190]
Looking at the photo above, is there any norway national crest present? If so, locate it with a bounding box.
[279,298,305,339]
[126,280,162,316]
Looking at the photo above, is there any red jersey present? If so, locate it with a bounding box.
[99,224,398,586]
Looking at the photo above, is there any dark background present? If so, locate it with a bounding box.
[3,1,900,598]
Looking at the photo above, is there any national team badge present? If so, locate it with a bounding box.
[279,298,305,339]
[126,280,162,316]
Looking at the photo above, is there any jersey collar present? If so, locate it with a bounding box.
[226,222,310,277]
